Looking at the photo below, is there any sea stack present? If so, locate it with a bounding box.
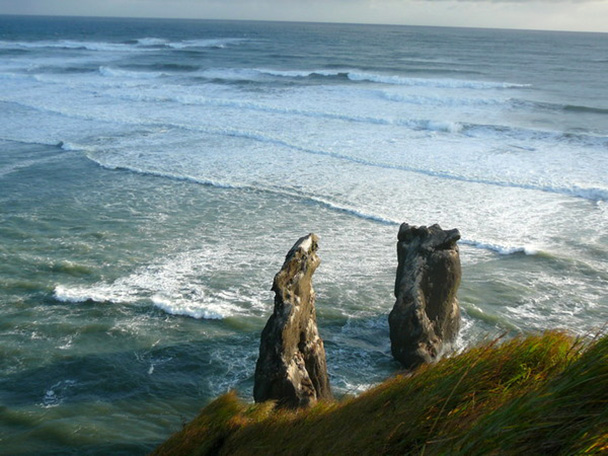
[389,223,461,369]
[254,233,331,408]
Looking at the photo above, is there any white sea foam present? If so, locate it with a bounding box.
[423,120,463,133]
[460,239,540,256]
[53,283,129,304]
[378,90,507,107]
[85,156,246,190]
[151,295,225,320]
[166,38,249,49]
[82,150,576,262]
[463,122,608,148]
[77,117,606,205]
[0,36,249,56]
[256,68,345,78]
[346,71,530,89]
[53,247,268,320]
[503,272,598,333]
[3,84,605,206]
[199,67,529,90]
[41,379,77,408]
[0,39,141,53]
[135,37,169,46]
[99,66,164,79]
[58,141,88,152]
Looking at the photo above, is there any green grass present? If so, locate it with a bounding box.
[151,330,608,456]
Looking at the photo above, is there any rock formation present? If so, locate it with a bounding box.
[389,223,461,369]
[254,233,332,408]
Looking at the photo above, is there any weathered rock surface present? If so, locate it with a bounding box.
[254,233,331,408]
[389,223,461,369]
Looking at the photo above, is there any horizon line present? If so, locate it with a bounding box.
[1,12,607,35]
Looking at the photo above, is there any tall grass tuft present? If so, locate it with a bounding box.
[150,330,607,456]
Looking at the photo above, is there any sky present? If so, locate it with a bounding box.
[1,0,607,33]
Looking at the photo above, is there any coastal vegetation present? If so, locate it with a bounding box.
[151,330,608,455]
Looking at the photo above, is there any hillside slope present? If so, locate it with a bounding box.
[151,331,607,455]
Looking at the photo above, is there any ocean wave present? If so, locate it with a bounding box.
[265,68,528,89]
[181,126,608,202]
[150,295,225,320]
[58,141,90,152]
[513,99,608,116]
[0,136,69,150]
[165,38,250,49]
[133,37,170,46]
[460,239,540,256]
[84,156,575,260]
[87,156,245,190]
[99,66,165,79]
[346,71,529,89]
[194,67,529,90]
[85,153,402,226]
[0,37,248,54]
[563,104,608,115]
[10,67,604,151]
[137,63,200,72]
[53,283,123,304]
[0,39,142,53]
[377,90,507,107]
[305,196,399,226]
[462,122,608,148]
[4,95,605,204]
[79,115,607,205]
[108,90,467,132]
[256,68,348,79]
[92,84,608,149]
[52,247,267,320]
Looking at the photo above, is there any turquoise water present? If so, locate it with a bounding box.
[0,16,607,454]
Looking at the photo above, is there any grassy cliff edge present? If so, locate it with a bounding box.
[151,331,607,455]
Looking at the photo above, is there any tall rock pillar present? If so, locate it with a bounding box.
[254,234,331,408]
[389,223,461,369]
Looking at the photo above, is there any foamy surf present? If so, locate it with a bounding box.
[52,244,272,320]
[53,280,249,320]
[460,239,540,256]
[151,295,226,320]
[242,67,529,89]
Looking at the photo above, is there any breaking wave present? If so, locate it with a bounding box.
[99,66,165,79]
[83,156,560,259]
[52,248,266,320]
[0,37,250,53]
[196,67,529,90]
[0,39,143,53]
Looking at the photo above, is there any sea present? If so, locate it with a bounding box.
[0,14,606,455]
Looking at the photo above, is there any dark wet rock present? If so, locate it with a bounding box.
[254,233,331,408]
[389,223,461,369]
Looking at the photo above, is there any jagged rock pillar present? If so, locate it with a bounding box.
[254,233,332,408]
[389,223,461,370]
